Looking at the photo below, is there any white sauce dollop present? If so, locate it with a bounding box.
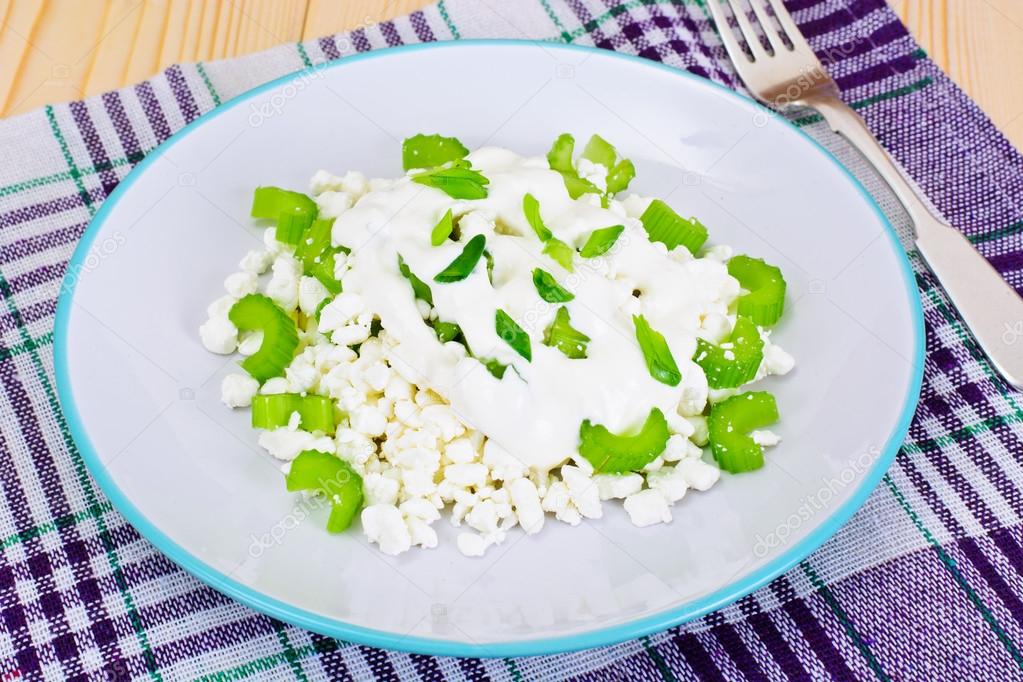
[333,148,736,473]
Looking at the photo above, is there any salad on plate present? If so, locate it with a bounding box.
[199,133,794,557]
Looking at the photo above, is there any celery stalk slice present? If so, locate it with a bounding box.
[708,391,779,473]
[581,134,618,168]
[430,209,454,246]
[286,450,364,532]
[228,294,299,382]
[579,225,624,258]
[543,306,589,359]
[402,134,469,171]
[547,133,575,173]
[397,254,433,304]
[532,268,574,302]
[693,316,764,389]
[640,199,708,255]
[728,255,787,326]
[523,193,553,241]
[252,394,337,434]
[578,408,670,473]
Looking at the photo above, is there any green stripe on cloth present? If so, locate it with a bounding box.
[968,220,1023,245]
[0,500,112,550]
[641,635,677,682]
[793,76,934,127]
[884,475,1023,671]
[35,115,167,680]
[800,561,890,681]
[437,0,462,40]
[901,412,1023,455]
[296,42,314,69]
[537,0,573,42]
[196,63,223,107]
[271,620,309,681]
[45,105,95,212]
[0,157,137,198]
[0,331,53,362]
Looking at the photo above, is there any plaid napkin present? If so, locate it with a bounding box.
[2,0,1022,679]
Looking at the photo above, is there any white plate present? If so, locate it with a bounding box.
[55,41,923,657]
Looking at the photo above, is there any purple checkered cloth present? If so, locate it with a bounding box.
[1,0,1022,679]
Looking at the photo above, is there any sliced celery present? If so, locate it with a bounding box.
[640,199,708,255]
[295,218,336,268]
[397,254,433,305]
[532,268,574,302]
[579,225,624,258]
[434,234,487,283]
[728,255,786,326]
[708,391,779,473]
[543,306,589,359]
[252,394,336,434]
[633,315,681,386]
[412,164,489,199]
[581,134,618,168]
[430,209,454,246]
[286,450,364,532]
[523,193,553,241]
[228,294,299,382]
[547,133,575,173]
[559,171,602,199]
[693,316,764,389]
[543,238,575,272]
[251,186,316,221]
[495,309,531,361]
[578,408,670,473]
[605,159,635,195]
[402,134,469,171]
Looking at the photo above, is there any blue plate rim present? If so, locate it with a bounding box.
[53,39,925,658]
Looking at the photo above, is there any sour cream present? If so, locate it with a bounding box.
[332,148,735,473]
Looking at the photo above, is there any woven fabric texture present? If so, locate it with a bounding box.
[1,0,1022,679]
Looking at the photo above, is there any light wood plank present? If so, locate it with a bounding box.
[302,0,428,40]
[0,0,46,112]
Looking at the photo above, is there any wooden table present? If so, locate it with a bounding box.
[1,1,1021,149]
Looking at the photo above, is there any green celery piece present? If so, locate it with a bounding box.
[559,170,602,199]
[434,234,487,283]
[252,393,337,434]
[484,249,495,285]
[581,134,618,168]
[481,358,508,379]
[640,199,708,255]
[543,306,589,359]
[432,320,462,343]
[532,268,574,302]
[295,218,336,268]
[412,165,489,199]
[430,209,454,246]
[579,225,624,258]
[228,294,299,382]
[523,193,553,241]
[250,186,317,220]
[402,134,469,171]
[605,159,635,195]
[309,249,342,295]
[633,314,681,386]
[314,297,331,322]
[578,408,670,473]
[397,254,433,305]
[542,238,575,272]
[275,210,314,246]
[693,316,764,389]
[547,133,575,172]
[728,255,787,326]
[286,450,364,532]
[495,309,531,361]
[708,391,779,473]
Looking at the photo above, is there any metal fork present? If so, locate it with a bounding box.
[707,0,1023,390]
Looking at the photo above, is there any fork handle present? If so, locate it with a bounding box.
[802,93,1023,390]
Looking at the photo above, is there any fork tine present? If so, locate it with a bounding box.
[705,0,750,65]
[762,0,816,56]
[747,0,785,52]
[707,0,766,62]
[722,0,771,60]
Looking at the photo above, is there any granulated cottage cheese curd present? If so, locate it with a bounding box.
[199,134,794,557]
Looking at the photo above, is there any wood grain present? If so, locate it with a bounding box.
[0,0,1021,150]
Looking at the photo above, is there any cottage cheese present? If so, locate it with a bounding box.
[201,145,794,558]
